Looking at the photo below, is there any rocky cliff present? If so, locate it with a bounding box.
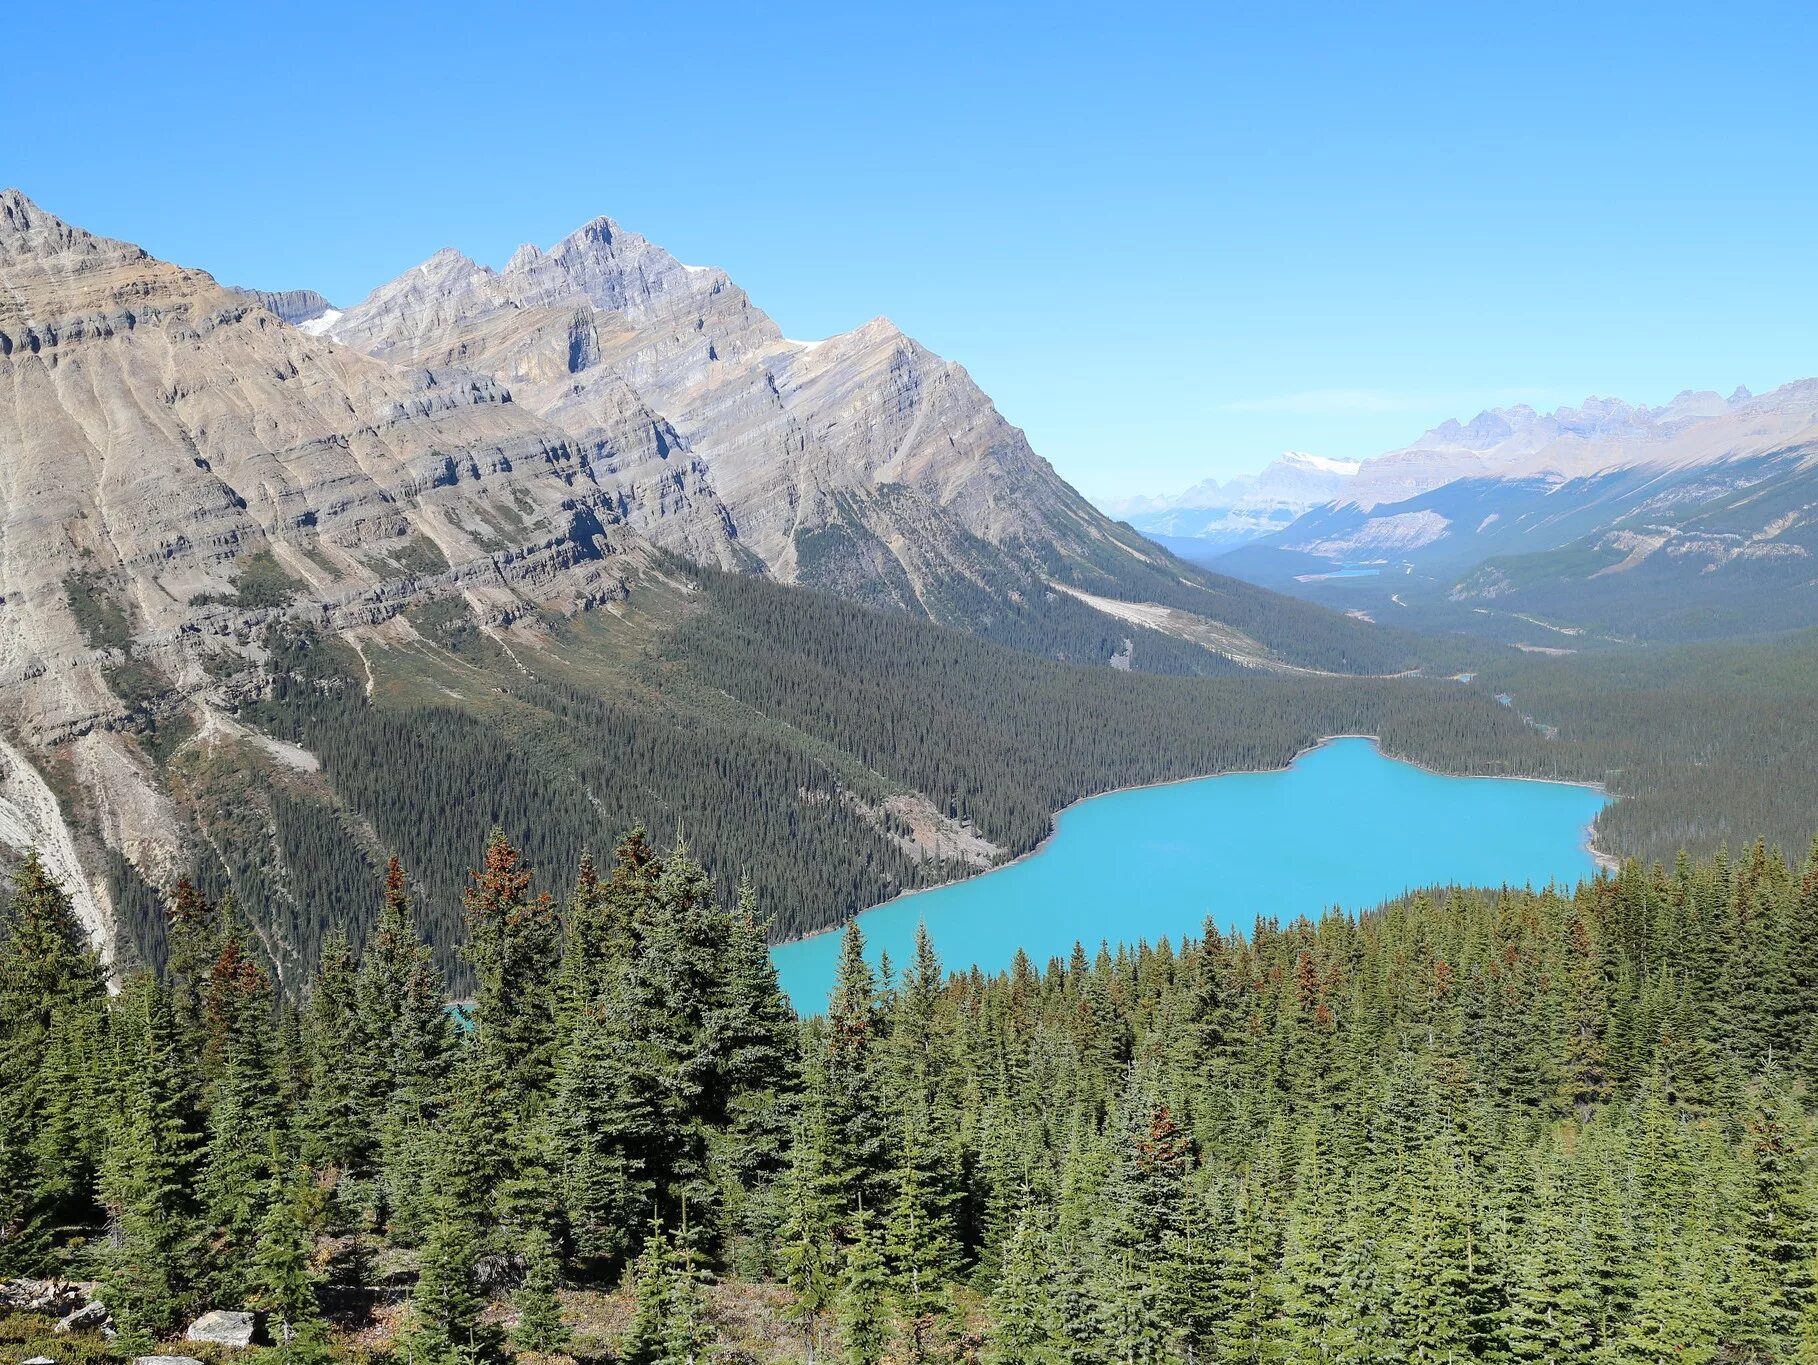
[0,189,739,923]
[320,215,1148,616]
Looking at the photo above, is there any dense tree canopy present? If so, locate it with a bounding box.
[9,831,1818,1361]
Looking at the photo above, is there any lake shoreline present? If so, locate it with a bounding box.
[774,733,1616,949]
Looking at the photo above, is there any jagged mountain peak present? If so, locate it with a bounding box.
[315,208,1169,601]
[0,186,46,228]
[0,187,143,268]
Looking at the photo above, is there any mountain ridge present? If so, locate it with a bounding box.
[0,187,1422,971]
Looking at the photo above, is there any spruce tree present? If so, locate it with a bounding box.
[461,829,560,1098]
[984,1202,1062,1365]
[302,928,366,1173]
[101,976,205,1351]
[512,1226,570,1353]
[407,1199,495,1365]
[0,851,106,1271]
[837,1208,892,1365]
[251,1174,329,1365]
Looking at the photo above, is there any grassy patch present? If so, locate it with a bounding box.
[190,549,305,611]
[232,549,304,608]
[390,533,450,577]
[0,1309,120,1365]
[64,570,132,652]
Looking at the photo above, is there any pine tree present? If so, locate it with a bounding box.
[776,1120,840,1364]
[837,1208,892,1365]
[512,1226,570,1353]
[984,1202,1063,1365]
[823,921,890,1213]
[883,1111,962,1361]
[549,972,654,1272]
[165,877,218,1070]
[251,1174,329,1365]
[708,876,800,1199]
[100,976,205,1351]
[406,1199,495,1365]
[461,829,561,1098]
[198,925,287,1301]
[620,1228,673,1365]
[358,855,454,1115]
[1500,1153,1595,1362]
[1271,1124,1348,1363]
[302,928,366,1172]
[662,1219,714,1365]
[0,851,106,1271]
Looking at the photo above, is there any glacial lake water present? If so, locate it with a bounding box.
[771,736,1608,1014]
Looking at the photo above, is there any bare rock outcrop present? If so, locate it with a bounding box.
[322,212,1145,606]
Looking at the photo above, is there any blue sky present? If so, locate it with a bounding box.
[11,1,1818,498]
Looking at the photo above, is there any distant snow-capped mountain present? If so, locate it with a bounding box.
[1104,451,1361,555]
[1116,387,1772,561]
[1209,380,1818,645]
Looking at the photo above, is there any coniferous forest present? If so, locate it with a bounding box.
[7,827,1818,1362]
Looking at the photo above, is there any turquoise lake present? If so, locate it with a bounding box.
[770,736,1608,1013]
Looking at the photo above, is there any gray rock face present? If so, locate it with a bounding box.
[135,1357,204,1365]
[0,187,724,942]
[227,287,334,328]
[0,1278,91,1317]
[185,1310,256,1347]
[323,212,1142,606]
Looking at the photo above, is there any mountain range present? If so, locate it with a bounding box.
[0,189,1421,970]
[1123,386,1818,645]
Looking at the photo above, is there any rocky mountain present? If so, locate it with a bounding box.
[1211,383,1818,644]
[316,215,1155,619]
[1131,389,1774,566]
[228,286,337,329]
[0,188,703,927]
[0,189,1416,971]
[1338,389,1759,508]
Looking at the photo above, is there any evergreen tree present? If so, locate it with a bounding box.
[406,1199,495,1365]
[984,1202,1063,1365]
[837,1208,892,1365]
[302,928,366,1172]
[512,1226,570,1353]
[0,851,106,1271]
[100,977,205,1351]
[461,830,560,1098]
[251,1174,329,1365]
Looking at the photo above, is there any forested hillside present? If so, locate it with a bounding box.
[1459,627,1818,861]
[93,562,1817,991]
[6,829,1818,1362]
[156,567,1547,985]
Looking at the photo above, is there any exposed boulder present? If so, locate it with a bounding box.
[185,1310,257,1348]
[53,1302,109,1334]
[134,1357,204,1365]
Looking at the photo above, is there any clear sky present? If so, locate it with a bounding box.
[11,0,1818,499]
